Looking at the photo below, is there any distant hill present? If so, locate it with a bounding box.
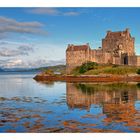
[0,65,66,73]
[37,65,66,73]
[2,68,40,72]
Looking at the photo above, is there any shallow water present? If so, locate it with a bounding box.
[0,72,140,132]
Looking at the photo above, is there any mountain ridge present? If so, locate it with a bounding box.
[0,65,66,72]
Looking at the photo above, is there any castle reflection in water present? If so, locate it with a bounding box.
[66,82,140,121]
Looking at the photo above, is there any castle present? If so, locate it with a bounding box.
[66,28,140,74]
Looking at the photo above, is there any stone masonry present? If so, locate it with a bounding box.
[66,28,140,74]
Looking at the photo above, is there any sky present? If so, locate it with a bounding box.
[0,7,140,68]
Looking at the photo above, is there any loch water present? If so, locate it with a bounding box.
[0,72,140,132]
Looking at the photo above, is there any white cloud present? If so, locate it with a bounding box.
[46,59,65,66]
[0,58,65,69]
[0,16,47,36]
[28,8,60,15]
[63,11,80,16]
[0,59,23,68]
[0,16,43,27]
[27,8,80,16]
[0,42,34,57]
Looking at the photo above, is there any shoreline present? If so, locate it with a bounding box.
[33,74,140,82]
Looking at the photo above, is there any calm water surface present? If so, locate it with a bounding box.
[0,72,140,132]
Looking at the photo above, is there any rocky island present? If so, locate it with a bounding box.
[34,28,140,82]
[34,62,140,82]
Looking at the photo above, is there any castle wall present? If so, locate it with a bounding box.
[66,46,90,74]
[136,56,140,66]
[66,50,87,66]
[104,52,112,64]
[90,50,112,64]
[127,56,140,66]
[128,56,137,66]
[113,57,121,65]
[91,50,103,63]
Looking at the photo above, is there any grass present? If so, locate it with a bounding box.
[72,63,139,75]
[102,66,137,75]
[71,66,82,76]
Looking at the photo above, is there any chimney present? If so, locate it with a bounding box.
[71,44,74,51]
[107,30,111,35]
[126,28,130,37]
[126,28,129,32]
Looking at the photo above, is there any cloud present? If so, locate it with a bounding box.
[46,59,65,66]
[0,58,65,69]
[63,12,80,16]
[18,45,34,52]
[0,59,45,69]
[0,40,34,46]
[0,43,34,57]
[0,59,23,68]
[27,8,80,16]
[28,8,60,15]
[26,59,65,68]
[5,59,23,68]
[0,16,43,27]
[0,16,47,36]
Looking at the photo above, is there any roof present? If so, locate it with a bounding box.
[66,44,90,51]
[105,29,131,39]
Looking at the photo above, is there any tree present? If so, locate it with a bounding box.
[79,62,98,74]
[137,69,140,75]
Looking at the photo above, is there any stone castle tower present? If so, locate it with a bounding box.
[102,28,135,56]
[66,28,140,74]
[66,43,91,74]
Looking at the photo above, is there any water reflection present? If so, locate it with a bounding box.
[66,82,140,127]
[67,83,139,110]
[37,81,55,87]
[2,74,140,132]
